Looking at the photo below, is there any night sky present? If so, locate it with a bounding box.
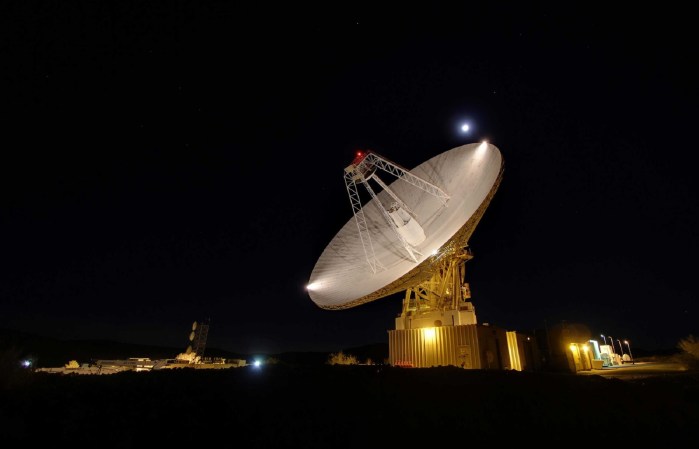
[2,3,696,354]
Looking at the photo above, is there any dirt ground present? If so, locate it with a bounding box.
[2,363,697,447]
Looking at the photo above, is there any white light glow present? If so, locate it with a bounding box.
[461,123,470,132]
[253,360,261,367]
[431,248,438,256]
[476,141,488,156]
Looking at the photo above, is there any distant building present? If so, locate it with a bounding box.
[35,321,247,374]
[536,321,612,373]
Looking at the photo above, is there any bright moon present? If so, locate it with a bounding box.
[461,124,470,132]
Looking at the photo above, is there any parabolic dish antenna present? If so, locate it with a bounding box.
[307,142,503,310]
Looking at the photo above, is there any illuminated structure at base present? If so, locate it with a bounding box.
[389,324,535,370]
[308,142,540,370]
[389,246,480,368]
[388,245,535,369]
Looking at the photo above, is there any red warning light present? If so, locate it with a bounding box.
[352,150,369,166]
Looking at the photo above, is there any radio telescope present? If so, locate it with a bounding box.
[307,141,503,310]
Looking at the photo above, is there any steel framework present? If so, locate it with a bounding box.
[343,151,450,272]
